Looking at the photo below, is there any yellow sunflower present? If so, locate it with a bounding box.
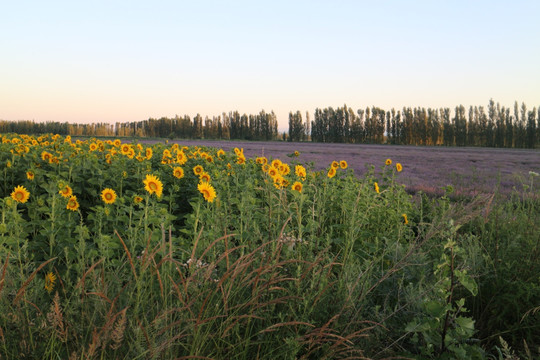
[294,150,300,157]
[41,151,53,163]
[11,185,30,203]
[66,195,79,211]
[278,163,290,176]
[145,147,153,160]
[327,168,336,178]
[133,195,143,204]
[374,182,380,194]
[26,171,35,180]
[340,160,348,169]
[113,139,122,147]
[385,158,392,166]
[331,161,339,169]
[89,143,98,152]
[101,188,117,205]
[143,174,163,197]
[198,182,217,202]
[173,167,184,179]
[176,151,187,165]
[291,181,303,193]
[58,185,73,198]
[273,175,286,189]
[193,165,204,176]
[217,149,225,158]
[120,144,131,155]
[396,163,403,172]
[199,172,211,183]
[295,165,306,179]
[271,159,282,169]
[44,272,56,293]
[162,149,172,159]
[268,166,279,178]
[237,155,246,165]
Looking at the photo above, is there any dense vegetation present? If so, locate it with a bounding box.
[2,99,539,148]
[0,133,538,359]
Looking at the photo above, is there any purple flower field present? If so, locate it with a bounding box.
[160,139,539,198]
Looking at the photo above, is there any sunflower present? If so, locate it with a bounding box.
[11,185,30,203]
[193,165,204,176]
[26,171,35,180]
[217,149,225,158]
[89,143,98,152]
[236,155,246,165]
[162,149,172,159]
[273,175,286,189]
[268,166,279,178]
[101,188,117,205]
[143,174,163,197]
[145,147,153,160]
[197,182,217,202]
[41,151,53,163]
[327,168,336,178]
[113,139,122,147]
[256,156,268,165]
[206,155,214,163]
[340,160,348,169]
[331,161,339,169]
[262,164,270,173]
[66,195,79,211]
[173,167,184,179]
[402,213,408,225]
[271,159,282,169]
[58,185,73,198]
[120,144,131,155]
[385,158,392,166]
[199,172,211,183]
[278,163,290,176]
[396,163,403,172]
[374,182,380,194]
[44,272,56,293]
[295,165,306,179]
[291,181,303,193]
[133,195,143,204]
[176,151,187,165]
[294,150,300,157]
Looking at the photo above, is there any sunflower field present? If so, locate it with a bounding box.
[0,133,539,359]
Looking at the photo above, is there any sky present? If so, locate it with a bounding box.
[1,0,539,131]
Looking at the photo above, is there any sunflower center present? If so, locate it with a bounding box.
[105,193,113,200]
[149,182,157,190]
[15,192,23,200]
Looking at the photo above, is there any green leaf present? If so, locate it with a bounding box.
[425,300,446,318]
[455,316,475,335]
[456,269,478,296]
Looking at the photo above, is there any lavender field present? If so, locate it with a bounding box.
[163,139,540,198]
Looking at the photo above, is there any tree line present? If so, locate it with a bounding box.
[289,100,539,148]
[1,100,538,148]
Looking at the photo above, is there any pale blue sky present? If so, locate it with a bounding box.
[1,0,539,130]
